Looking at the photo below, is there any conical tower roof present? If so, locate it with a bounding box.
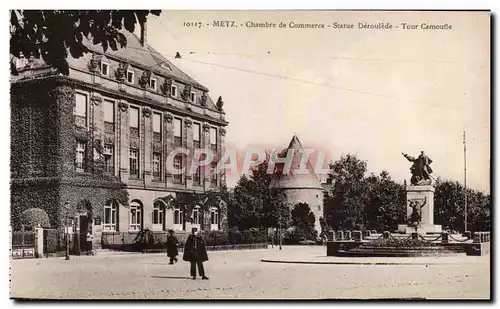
[269,135,323,190]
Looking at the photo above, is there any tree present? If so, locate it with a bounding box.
[324,154,370,230]
[434,180,490,232]
[20,208,51,229]
[364,171,406,232]
[291,203,316,240]
[226,156,289,230]
[10,10,161,75]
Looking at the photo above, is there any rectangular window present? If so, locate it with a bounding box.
[193,123,200,148]
[152,152,161,180]
[150,78,157,91]
[103,100,115,133]
[126,70,134,84]
[174,118,182,147]
[171,85,177,98]
[210,208,219,225]
[210,163,217,185]
[129,204,142,231]
[75,140,86,172]
[101,62,109,77]
[129,149,139,178]
[153,112,161,142]
[190,92,196,103]
[153,203,164,227]
[174,208,184,226]
[103,202,118,231]
[210,127,217,153]
[173,155,182,184]
[193,208,200,225]
[104,145,114,174]
[74,93,87,127]
[129,107,139,137]
[193,166,201,185]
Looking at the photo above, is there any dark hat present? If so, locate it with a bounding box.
[191,227,198,233]
[168,229,174,233]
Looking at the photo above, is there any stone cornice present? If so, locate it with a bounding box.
[12,75,229,127]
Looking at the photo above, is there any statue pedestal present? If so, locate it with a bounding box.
[398,185,442,234]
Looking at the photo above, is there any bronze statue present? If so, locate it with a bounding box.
[402,151,433,185]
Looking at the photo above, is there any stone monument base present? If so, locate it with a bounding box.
[398,224,442,234]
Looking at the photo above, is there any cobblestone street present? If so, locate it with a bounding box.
[10,247,490,299]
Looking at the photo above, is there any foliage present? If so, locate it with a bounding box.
[434,180,490,232]
[290,203,317,241]
[200,228,267,246]
[324,154,371,230]
[227,157,289,229]
[368,238,439,248]
[20,208,51,229]
[160,189,227,230]
[364,171,406,231]
[10,10,161,75]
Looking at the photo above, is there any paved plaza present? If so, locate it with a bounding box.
[10,246,490,299]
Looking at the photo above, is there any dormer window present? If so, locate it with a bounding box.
[149,78,157,91]
[126,70,134,84]
[101,62,109,77]
[171,85,177,98]
[190,92,196,103]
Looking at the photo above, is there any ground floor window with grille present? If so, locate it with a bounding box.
[103,200,118,232]
[173,206,184,230]
[152,201,164,231]
[152,152,161,180]
[129,149,139,178]
[129,202,142,231]
[104,145,114,174]
[75,140,86,172]
[210,207,219,230]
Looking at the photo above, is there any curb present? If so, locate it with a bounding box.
[260,259,463,266]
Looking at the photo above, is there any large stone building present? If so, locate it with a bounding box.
[269,135,324,233]
[10,25,228,248]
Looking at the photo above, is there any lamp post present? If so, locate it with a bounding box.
[64,200,70,260]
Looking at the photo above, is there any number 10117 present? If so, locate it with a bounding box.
[183,22,203,28]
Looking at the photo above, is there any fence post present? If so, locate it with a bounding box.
[411,232,418,240]
[353,231,362,243]
[35,228,44,258]
[441,231,449,244]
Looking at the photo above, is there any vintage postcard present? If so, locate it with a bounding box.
[9,10,490,300]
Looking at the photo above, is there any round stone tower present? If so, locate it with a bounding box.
[269,135,324,234]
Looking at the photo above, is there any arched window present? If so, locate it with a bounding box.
[103,200,118,232]
[152,201,165,231]
[129,200,143,231]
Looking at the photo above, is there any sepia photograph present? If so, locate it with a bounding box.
[8,9,491,300]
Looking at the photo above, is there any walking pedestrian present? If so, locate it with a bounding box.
[183,227,209,280]
[166,229,179,264]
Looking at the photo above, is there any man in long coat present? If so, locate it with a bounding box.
[183,227,209,280]
[166,230,179,264]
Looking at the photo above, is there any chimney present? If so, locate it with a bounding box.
[140,18,147,46]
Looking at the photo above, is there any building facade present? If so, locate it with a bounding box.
[10,28,228,247]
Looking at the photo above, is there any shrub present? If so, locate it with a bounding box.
[369,238,439,248]
[20,208,51,229]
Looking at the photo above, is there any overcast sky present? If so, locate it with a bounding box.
[145,11,490,192]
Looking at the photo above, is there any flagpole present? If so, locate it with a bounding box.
[463,130,468,232]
